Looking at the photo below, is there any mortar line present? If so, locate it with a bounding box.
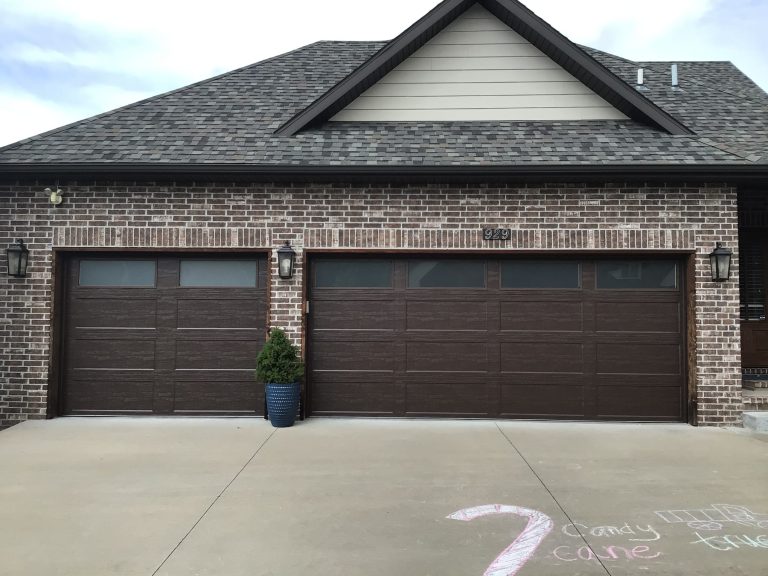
[150,428,277,576]
[495,423,613,576]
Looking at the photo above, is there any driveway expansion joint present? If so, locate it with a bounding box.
[495,422,614,576]
[150,427,277,576]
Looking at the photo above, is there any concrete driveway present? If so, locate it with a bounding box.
[0,418,766,576]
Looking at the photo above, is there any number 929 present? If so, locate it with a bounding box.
[483,228,511,241]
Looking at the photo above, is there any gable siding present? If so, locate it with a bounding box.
[331,4,628,122]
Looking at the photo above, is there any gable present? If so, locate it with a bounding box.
[330,4,628,122]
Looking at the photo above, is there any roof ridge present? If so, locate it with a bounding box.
[577,45,640,67]
[0,41,329,155]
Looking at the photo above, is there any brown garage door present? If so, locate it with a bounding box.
[308,256,685,421]
[62,254,268,415]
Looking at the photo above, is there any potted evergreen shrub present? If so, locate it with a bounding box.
[256,328,304,428]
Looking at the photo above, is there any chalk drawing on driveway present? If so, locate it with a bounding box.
[448,505,553,576]
[654,504,768,531]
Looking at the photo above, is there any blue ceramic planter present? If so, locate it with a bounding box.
[265,382,300,427]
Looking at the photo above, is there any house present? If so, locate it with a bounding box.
[1,0,767,428]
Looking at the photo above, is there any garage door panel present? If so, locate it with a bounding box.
[597,343,681,375]
[177,298,265,329]
[501,383,584,417]
[311,379,396,415]
[69,339,156,369]
[312,300,398,330]
[597,385,682,419]
[175,340,261,370]
[406,382,489,416]
[65,378,154,413]
[310,331,396,342]
[596,374,682,387]
[406,342,487,372]
[69,298,157,328]
[501,342,583,373]
[311,341,396,371]
[173,380,260,413]
[595,302,680,333]
[500,301,582,332]
[406,300,487,331]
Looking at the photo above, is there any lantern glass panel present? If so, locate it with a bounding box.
[277,249,295,279]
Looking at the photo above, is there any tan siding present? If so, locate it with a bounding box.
[362,82,594,97]
[331,107,628,121]
[344,94,617,110]
[412,44,545,58]
[330,3,628,123]
[378,69,580,84]
[394,56,561,71]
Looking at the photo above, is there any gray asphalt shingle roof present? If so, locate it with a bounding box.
[0,40,766,167]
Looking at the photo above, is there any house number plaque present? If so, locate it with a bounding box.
[483,228,512,241]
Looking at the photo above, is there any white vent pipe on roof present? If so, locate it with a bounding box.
[637,68,644,85]
[671,64,679,87]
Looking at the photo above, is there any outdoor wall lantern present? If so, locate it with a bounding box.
[6,239,30,278]
[709,242,732,282]
[277,241,296,279]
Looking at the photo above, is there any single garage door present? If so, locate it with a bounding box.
[62,254,268,415]
[308,257,685,421]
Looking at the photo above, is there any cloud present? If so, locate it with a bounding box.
[0,0,765,147]
[0,89,85,145]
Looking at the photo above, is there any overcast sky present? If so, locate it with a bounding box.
[1,0,766,148]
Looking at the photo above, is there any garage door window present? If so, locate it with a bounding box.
[501,261,580,289]
[314,260,392,288]
[79,260,156,287]
[597,261,678,290]
[180,260,258,287]
[408,260,485,288]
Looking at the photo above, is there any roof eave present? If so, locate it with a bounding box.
[2,163,766,185]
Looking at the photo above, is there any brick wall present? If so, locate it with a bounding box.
[0,182,742,427]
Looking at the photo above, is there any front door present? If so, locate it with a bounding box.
[740,233,768,367]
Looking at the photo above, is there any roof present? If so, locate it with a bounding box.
[0,3,766,178]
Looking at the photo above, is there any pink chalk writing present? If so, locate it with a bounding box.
[553,544,662,562]
[448,505,553,576]
[562,522,661,541]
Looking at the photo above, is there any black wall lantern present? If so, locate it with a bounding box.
[6,239,30,278]
[709,242,732,282]
[277,241,296,279]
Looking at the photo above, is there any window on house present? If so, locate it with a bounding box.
[179,260,259,287]
[501,261,581,289]
[596,261,678,290]
[407,260,485,288]
[79,260,156,287]
[314,260,393,288]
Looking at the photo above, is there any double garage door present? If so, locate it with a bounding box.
[62,255,268,415]
[309,256,685,421]
[62,253,685,421]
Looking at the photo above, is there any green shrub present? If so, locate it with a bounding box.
[256,328,304,384]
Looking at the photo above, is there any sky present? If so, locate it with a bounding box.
[1,0,766,148]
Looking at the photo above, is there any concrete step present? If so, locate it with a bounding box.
[743,412,768,433]
[743,388,768,411]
